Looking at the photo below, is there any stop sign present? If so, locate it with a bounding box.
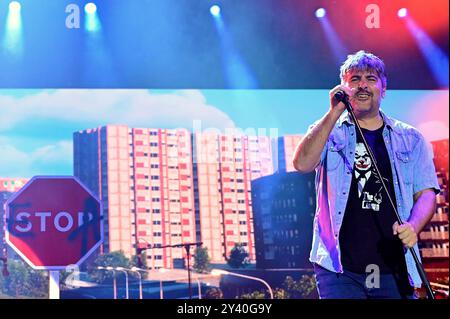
[5,176,103,270]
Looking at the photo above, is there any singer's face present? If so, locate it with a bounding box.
[344,69,386,114]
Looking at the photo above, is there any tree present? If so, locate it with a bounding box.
[240,290,266,299]
[273,288,289,299]
[131,250,148,279]
[0,259,48,298]
[2,260,29,297]
[227,243,249,268]
[282,275,316,299]
[204,287,223,299]
[87,251,131,283]
[131,248,148,269]
[297,274,316,298]
[193,246,210,274]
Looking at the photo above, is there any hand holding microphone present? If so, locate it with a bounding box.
[334,90,348,103]
[329,85,353,114]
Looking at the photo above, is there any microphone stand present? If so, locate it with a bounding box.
[337,93,435,300]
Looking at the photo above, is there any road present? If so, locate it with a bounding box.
[61,280,210,299]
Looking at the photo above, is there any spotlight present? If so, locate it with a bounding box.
[9,1,21,12]
[85,2,97,14]
[398,8,408,18]
[315,8,326,18]
[210,5,221,17]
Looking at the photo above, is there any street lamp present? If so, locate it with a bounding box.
[211,269,274,299]
[196,278,202,299]
[105,266,117,299]
[130,267,144,299]
[115,267,129,299]
[97,266,117,299]
[158,268,168,299]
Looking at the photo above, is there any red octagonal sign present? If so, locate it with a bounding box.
[5,176,103,270]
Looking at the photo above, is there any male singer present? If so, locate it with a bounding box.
[293,50,440,299]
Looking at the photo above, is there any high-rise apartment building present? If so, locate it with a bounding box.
[74,125,196,269]
[276,135,303,172]
[419,139,449,282]
[252,171,316,269]
[193,132,273,262]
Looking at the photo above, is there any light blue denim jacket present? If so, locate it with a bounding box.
[309,110,440,288]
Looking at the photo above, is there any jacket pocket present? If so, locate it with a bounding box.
[326,142,345,171]
[396,151,413,184]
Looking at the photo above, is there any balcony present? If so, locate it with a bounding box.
[431,213,449,223]
[420,248,449,258]
[420,231,449,241]
[436,194,448,205]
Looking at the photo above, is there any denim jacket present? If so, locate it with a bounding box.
[309,110,440,288]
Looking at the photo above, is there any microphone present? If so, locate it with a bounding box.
[334,90,353,113]
[334,90,347,102]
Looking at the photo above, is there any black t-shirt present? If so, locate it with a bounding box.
[339,124,407,277]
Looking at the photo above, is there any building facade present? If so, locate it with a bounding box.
[74,125,196,269]
[252,171,316,269]
[419,139,449,282]
[276,135,303,173]
[193,132,273,263]
[74,126,274,267]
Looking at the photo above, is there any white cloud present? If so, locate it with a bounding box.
[0,137,72,177]
[31,140,73,167]
[0,140,31,177]
[0,89,237,177]
[0,89,236,131]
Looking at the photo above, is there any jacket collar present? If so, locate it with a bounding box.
[337,109,397,132]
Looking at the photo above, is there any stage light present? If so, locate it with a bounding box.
[85,3,97,14]
[398,8,408,18]
[210,5,221,17]
[9,1,21,12]
[7,1,22,32]
[315,8,326,18]
[84,3,100,32]
[3,0,23,56]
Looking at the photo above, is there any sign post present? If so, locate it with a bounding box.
[49,270,60,299]
[5,176,103,299]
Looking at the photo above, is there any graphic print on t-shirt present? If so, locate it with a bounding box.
[354,142,388,212]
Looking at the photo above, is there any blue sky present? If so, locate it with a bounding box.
[0,89,448,178]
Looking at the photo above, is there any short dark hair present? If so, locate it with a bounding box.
[340,50,387,88]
